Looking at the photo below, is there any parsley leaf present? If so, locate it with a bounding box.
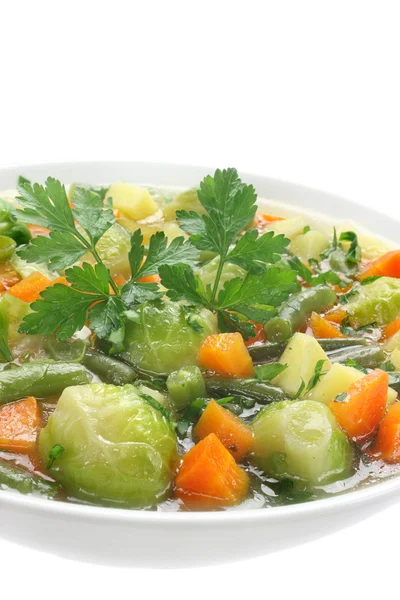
[339,231,361,264]
[361,275,383,285]
[255,363,288,381]
[133,230,198,279]
[305,359,329,393]
[339,288,359,304]
[380,360,396,372]
[293,379,305,399]
[17,231,87,271]
[71,187,114,245]
[176,398,206,437]
[226,229,290,273]
[139,394,172,422]
[217,311,257,340]
[344,358,368,373]
[47,444,65,469]
[159,263,209,306]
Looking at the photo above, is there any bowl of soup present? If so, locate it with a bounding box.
[0,161,399,567]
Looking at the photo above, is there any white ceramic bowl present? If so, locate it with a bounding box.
[0,161,399,568]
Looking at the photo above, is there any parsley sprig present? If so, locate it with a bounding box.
[16,178,197,342]
[159,169,299,336]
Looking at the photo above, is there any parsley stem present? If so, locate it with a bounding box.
[210,255,226,304]
[73,230,120,296]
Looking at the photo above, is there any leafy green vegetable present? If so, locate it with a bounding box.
[305,359,329,393]
[176,398,206,437]
[47,444,65,469]
[160,169,296,330]
[15,178,197,342]
[254,363,288,381]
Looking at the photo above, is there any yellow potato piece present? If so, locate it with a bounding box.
[107,182,158,221]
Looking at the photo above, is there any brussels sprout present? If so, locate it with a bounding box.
[346,277,400,327]
[251,400,353,486]
[121,301,217,374]
[0,293,30,342]
[39,383,179,507]
[197,257,246,293]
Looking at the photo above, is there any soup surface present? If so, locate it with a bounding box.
[1,169,400,512]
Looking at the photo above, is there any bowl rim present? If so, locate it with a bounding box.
[1,159,399,525]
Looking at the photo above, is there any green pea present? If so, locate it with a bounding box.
[0,236,17,262]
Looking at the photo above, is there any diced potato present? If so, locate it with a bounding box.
[106,182,158,221]
[306,362,397,405]
[267,216,308,241]
[289,230,330,262]
[390,347,400,371]
[384,330,400,352]
[272,333,331,397]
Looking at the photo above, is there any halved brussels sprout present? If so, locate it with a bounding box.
[39,383,179,507]
[121,301,217,374]
[347,277,400,327]
[197,257,246,293]
[251,400,353,486]
[93,222,132,278]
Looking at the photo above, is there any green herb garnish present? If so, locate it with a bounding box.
[305,359,329,393]
[339,231,361,264]
[47,444,65,469]
[15,178,197,342]
[254,363,288,381]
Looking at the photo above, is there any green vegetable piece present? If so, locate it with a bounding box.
[121,301,217,374]
[254,363,288,381]
[0,236,17,262]
[163,188,205,221]
[0,458,60,498]
[83,350,137,385]
[251,400,353,486]
[289,230,330,262]
[205,376,290,404]
[327,345,387,369]
[167,366,206,410]
[197,257,246,294]
[0,293,30,344]
[345,277,400,327]
[47,444,65,469]
[272,333,331,398]
[91,222,132,279]
[39,383,179,507]
[44,336,87,362]
[0,361,91,405]
[264,285,337,342]
[10,252,53,279]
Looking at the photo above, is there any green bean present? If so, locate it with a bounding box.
[0,361,91,405]
[264,285,337,342]
[248,337,367,362]
[0,458,59,498]
[0,235,16,262]
[205,376,290,404]
[83,350,137,385]
[327,345,387,368]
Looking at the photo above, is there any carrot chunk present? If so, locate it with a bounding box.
[0,396,41,453]
[198,333,254,378]
[112,274,127,286]
[244,322,265,347]
[137,274,161,284]
[324,309,348,325]
[175,433,249,509]
[310,311,345,338]
[7,273,68,303]
[373,403,400,463]
[194,400,253,462]
[7,272,52,303]
[383,316,400,340]
[359,250,400,281]
[255,213,284,228]
[329,370,388,441]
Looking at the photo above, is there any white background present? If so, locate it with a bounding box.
[1,1,399,598]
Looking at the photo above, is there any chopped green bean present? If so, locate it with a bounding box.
[0,459,60,498]
[327,345,387,369]
[83,350,137,385]
[205,376,290,404]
